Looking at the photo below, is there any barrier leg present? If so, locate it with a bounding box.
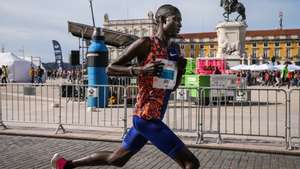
[122,86,128,139]
[196,89,205,144]
[287,92,292,150]
[0,88,7,129]
[55,124,66,134]
[55,85,66,134]
[216,90,223,144]
[196,129,204,144]
[0,121,7,129]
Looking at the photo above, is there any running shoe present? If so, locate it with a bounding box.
[51,153,67,169]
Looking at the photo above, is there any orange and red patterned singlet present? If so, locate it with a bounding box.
[133,37,169,120]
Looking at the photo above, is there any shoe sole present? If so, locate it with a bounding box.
[51,153,61,169]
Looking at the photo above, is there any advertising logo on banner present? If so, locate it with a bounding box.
[52,40,63,68]
[87,87,98,97]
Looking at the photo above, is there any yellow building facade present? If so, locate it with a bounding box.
[177,29,300,64]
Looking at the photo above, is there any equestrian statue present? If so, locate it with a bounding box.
[220,0,246,21]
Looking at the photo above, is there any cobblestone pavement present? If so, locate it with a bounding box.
[0,135,300,169]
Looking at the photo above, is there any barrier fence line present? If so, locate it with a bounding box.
[197,87,289,148]
[0,85,7,129]
[0,83,127,132]
[0,83,299,150]
[124,86,200,135]
[288,89,300,149]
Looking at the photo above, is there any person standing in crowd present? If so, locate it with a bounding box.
[274,70,281,87]
[287,71,294,89]
[1,65,8,84]
[280,63,288,86]
[263,70,270,86]
[246,70,252,86]
[36,66,44,84]
[0,65,3,84]
[296,71,300,87]
[213,66,221,74]
[270,71,276,86]
[51,4,200,169]
[29,66,35,83]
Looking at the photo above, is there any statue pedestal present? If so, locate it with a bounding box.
[216,21,247,67]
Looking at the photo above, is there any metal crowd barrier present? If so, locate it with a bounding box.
[196,87,289,148]
[0,83,60,126]
[124,86,200,136]
[288,89,300,149]
[0,83,298,150]
[0,83,127,135]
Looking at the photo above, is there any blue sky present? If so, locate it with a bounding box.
[0,0,299,63]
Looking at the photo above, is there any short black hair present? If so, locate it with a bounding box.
[155,4,181,23]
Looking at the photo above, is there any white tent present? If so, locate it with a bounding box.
[275,64,300,71]
[230,64,250,71]
[250,64,278,71]
[248,64,258,70]
[0,52,44,82]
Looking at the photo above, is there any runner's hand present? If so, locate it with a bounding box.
[142,61,164,76]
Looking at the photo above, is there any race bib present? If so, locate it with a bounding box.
[153,59,178,89]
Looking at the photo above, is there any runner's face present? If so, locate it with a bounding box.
[163,14,182,37]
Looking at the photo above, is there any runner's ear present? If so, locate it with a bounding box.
[159,16,166,24]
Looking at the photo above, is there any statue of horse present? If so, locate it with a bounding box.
[220,0,246,21]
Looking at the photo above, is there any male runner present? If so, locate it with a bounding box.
[51,4,200,169]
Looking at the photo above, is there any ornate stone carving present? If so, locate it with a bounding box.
[220,0,246,21]
[216,21,248,67]
[104,13,109,23]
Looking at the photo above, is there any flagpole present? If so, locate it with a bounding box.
[89,0,96,27]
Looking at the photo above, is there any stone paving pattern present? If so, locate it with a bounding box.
[0,135,300,169]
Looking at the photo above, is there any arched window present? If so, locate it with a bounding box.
[252,48,257,58]
[199,44,205,57]
[275,48,280,57]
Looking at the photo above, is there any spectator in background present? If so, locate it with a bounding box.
[29,66,35,83]
[36,66,44,84]
[213,66,221,74]
[263,71,270,86]
[1,65,8,84]
[257,72,264,85]
[0,65,3,84]
[270,71,276,86]
[274,70,281,87]
[280,63,288,86]
[246,70,252,86]
[47,70,52,80]
[287,71,294,89]
[296,71,300,87]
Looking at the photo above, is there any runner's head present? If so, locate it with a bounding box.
[155,4,182,37]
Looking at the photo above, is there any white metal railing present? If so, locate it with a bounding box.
[288,89,300,149]
[196,87,289,148]
[0,83,127,133]
[0,83,298,150]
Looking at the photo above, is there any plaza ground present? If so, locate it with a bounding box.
[1,135,300,169]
